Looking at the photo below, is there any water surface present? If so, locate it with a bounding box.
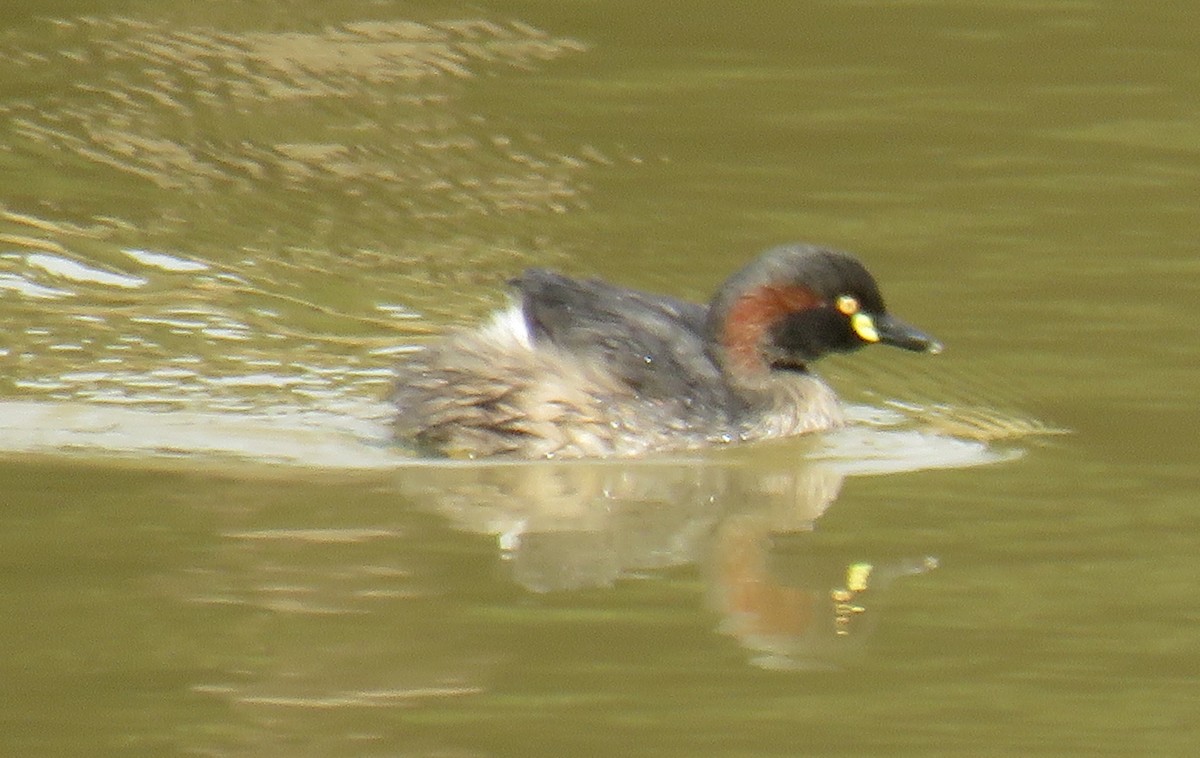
[1,1,1198,755]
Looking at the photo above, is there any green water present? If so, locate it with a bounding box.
[1,1,1197,755]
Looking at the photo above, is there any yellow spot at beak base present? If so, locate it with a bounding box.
[851,312,880,342]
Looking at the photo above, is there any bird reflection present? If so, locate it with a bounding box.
[397,444,938,671]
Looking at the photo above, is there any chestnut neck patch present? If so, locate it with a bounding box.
[719,284,822,375]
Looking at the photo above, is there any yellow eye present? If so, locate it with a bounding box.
[836,295,859,315]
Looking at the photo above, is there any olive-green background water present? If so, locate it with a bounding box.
[1,1,1197,755]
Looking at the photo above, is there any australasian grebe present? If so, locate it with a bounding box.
[392,243,941,459]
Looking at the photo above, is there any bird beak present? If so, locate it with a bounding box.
[855,312,943,354]
[875,313,943,353]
